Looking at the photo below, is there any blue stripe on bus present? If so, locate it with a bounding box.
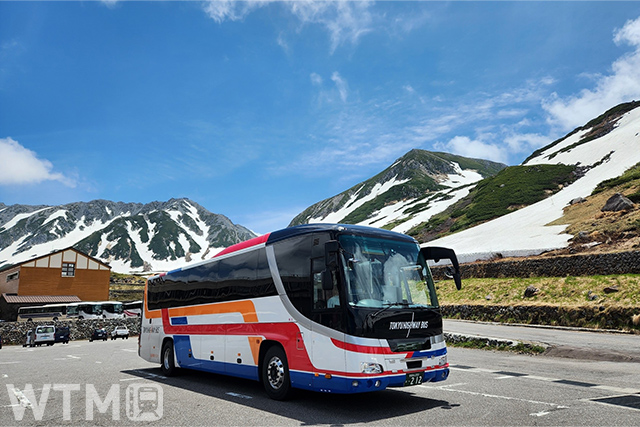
[167,268,183,275]
[170,317,188,325]
[410,347,447,358]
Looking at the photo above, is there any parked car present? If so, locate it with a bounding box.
[23,329,33,347]
[54,326,70,344]
[111,325,129,340]
[89,328,108,342]
[23,325,55,347]
[0,335,3,349]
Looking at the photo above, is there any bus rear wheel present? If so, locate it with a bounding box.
[161,341,178,377]
[262,346,293,400]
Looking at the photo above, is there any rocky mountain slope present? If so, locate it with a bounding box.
[289,150,506,233]
[0,198,256,273]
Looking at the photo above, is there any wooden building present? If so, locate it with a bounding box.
[0,247,111,320]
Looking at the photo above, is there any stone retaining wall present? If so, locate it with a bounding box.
[0,317,141,346]
[432,250,640,279]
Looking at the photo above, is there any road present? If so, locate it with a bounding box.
[444,319,640,362]
[1,330,639,426]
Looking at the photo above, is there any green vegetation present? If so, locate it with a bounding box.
[409,164,577,240]
[592,162,640,196]
[290,149,506,226]
[436,275,640,307]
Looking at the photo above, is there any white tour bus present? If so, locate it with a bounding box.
[66,302,103,319]
[17,303,75,322]
[123,300,142,317]
[100,301,125,319]
[139,224,461,400]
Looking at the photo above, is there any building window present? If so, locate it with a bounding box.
[62,263,75,277]
[7,272,19,282]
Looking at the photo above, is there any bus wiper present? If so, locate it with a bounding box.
[369,302,410,320]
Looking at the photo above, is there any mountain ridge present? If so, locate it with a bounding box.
[289,149,507,232]
[0,198,256,273]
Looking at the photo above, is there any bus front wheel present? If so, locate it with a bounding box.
[161,341,177,377]
[262,346,293,400]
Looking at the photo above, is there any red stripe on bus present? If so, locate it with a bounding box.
[214,234,270,258]
[330,338,405,356]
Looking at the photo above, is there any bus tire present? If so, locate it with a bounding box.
[161,340,178,377]
[262,346,293,401]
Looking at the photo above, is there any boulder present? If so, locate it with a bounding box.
[601,193,634,212]
[524,286,539,298]
[569,197,586,205]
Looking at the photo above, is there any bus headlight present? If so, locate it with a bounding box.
[361,362,383,374]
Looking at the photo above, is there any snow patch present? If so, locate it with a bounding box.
[429,107,640,259]
[310,176,410,224]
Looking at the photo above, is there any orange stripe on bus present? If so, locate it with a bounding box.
[167,301,258,323]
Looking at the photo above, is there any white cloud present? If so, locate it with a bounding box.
[310,72,323,86]
[504,133,549,153]
[202,0,268,23]
[439,136,508,164]
[543,15,640,131]
[202,0,374,53]
[288,1,374,53]
[331,71,348,102]
[0,137,75,187]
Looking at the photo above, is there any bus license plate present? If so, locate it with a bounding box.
[404,372,423,386]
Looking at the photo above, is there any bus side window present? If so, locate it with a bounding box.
[312,257,336,309]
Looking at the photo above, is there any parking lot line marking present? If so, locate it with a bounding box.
[525,375,558,382]
[424,383,564,407]
[66,355,80,359]
[0,362,20,365]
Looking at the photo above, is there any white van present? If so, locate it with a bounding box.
[23,325,55,347]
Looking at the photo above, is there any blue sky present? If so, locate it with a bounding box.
[2,1,640,235]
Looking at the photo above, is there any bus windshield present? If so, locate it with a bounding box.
[338,234,439,309]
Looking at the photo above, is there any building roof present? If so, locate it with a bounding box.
[1,293,82,304]
[0,246,111,273]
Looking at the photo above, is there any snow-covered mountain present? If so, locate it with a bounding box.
[426,101,640,260]
[290,101,640,262]
[289,150,507,233]
[0,198,256,273]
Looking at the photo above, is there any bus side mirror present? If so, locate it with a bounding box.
[420,246,462,290]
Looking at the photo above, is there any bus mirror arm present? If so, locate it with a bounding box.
[325,240,340,269]
[323,240,340,291]
[420,246,462,290]
[322,269,334,291]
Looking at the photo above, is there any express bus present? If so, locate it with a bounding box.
[123,300,142,317]
[17,303,75,322]
[100,301,124,319]
[139,224,461,400]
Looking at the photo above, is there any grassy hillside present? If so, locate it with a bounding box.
[408,164,577,241]
[540,162,640,255]
[437,275,640,308]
